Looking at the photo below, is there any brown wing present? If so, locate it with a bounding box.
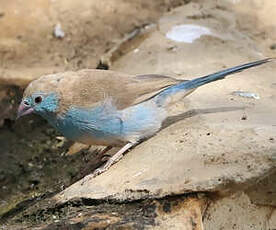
[57,70,180,112]
[24,69,180,113]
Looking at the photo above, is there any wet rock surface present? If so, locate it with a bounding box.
[1,0,276,229]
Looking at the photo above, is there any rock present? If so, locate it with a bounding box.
[203,192,273,230]
[2,195,207,229]
[268,209,276,230]
[53,23,65,39]
[55,1,276,204]
[2,1,276,229]
[0,67,62,87]
[246,170,276,206]
[0,0,186,87]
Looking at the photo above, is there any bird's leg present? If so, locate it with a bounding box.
[92,142,136,176]
[77,146,113,181]
[96,145,113,161]
[81,142,136,184]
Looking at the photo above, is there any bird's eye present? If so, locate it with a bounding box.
[23,100,30,106]
[34,96,43,104]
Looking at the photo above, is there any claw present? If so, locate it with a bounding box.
[80,142,136,185]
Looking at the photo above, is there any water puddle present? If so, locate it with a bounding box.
[166,24,214,43]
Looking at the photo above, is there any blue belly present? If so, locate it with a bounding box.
[43,101,165,145]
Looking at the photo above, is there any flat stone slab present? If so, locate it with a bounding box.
[55,2,276,204]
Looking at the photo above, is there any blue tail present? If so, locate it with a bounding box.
[155,58,272,106]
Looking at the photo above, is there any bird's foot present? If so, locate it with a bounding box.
[80,157,116,185]
[92,159,114,177]
[80,142,136,185]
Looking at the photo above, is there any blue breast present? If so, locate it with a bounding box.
[44,100,165,145]
[57,106,123,142]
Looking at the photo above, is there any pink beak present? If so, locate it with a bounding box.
[17,101,34,119]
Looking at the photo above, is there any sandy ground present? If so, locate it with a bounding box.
[0,0,276,229]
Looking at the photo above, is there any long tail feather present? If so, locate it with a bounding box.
[155,58,273,106]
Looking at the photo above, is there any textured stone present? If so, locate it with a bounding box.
[55,1,276,204]
[203,192,274,230]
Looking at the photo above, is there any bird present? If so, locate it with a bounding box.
[17,58,272,178]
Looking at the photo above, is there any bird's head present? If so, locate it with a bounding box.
[17,92,59,119]
[17,75,60,119]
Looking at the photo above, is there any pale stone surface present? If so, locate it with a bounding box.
[246,170,276,206]
[153,197,206,230]
[268,209,276,230]
[203,192,274,230]
[55,1,276,204]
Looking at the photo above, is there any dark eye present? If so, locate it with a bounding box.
[23,100,30,106]
[34,96,43,104]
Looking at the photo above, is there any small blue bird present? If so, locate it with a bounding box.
[17,59,272,177]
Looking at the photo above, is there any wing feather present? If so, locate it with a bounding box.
[56,70,180,113]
